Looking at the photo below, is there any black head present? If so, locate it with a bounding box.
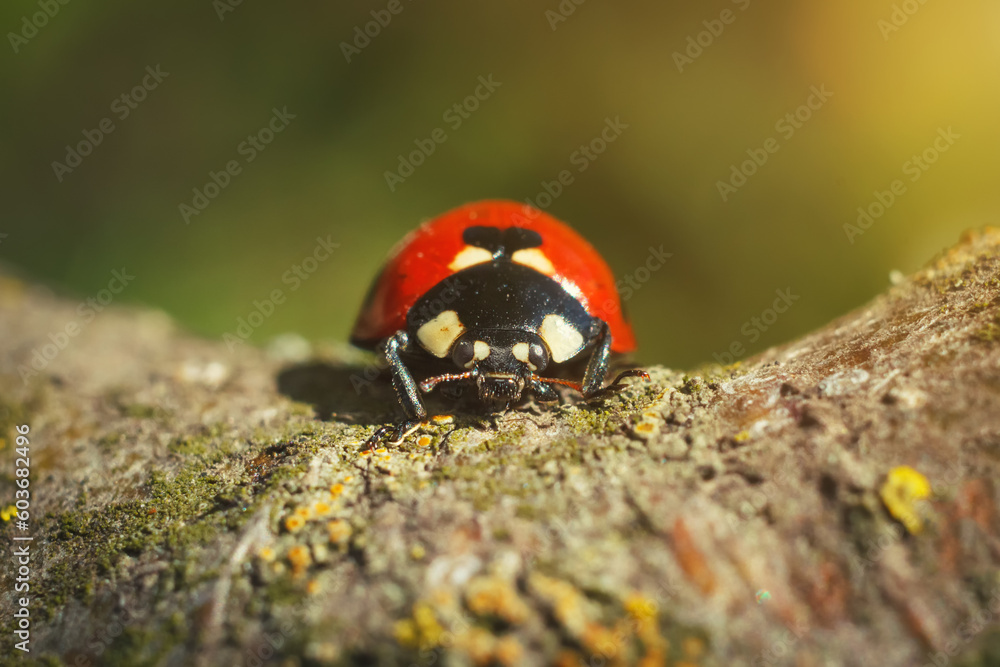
[450,329,549,404]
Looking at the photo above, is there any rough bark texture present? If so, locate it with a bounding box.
[2,229,1000,667]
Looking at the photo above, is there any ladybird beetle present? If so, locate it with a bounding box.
[351,200,649,446]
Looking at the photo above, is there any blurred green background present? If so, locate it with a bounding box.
[2,1,998,368]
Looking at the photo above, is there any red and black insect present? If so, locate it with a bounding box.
[351,200,649,445]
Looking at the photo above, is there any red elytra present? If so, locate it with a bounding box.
[350,200,636,353]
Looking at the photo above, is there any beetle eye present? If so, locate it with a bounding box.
[528,342,549,371]
[452,338,476,369]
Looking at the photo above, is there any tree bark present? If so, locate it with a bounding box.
[2,228,1000,666]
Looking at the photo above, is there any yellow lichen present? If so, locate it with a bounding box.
[880,465,932,534]
[287,545,311,576]
[1,505,18,521]
[394,602,444,651]
[456,627,495,666]
[257,546,275,562]
[682,636,705,658]
[284,515,305,533]
[465,575,530,624]
[313,501,332,517]
[327,519,352,544]
[494,636,524,666]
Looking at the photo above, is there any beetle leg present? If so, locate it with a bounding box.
[581,320,650,398]
[528,376,562,402]
[362,331,428,450]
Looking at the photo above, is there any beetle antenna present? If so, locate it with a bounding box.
[533,377,584,393]
[420,371,476,393]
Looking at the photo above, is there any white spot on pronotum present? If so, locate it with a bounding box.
[416,310,466,358]
[448,246,493,272]
[473,340,491,362]
[511,342,530,363]
[538,314,584,364]
[511,342,537,370]
[511,248,555,275]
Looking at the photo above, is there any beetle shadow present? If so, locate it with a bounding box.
[276,361,398,425]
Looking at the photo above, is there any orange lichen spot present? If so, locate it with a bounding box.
[284,514,305,533]
[494,636,524,666]
[634,421,657,434]
[257,546,275,562]
[328,519,352,544]
[880,465,932,534]
[330,483,345,498]
[672,518,717,595]
[313,501,332,517]
[344,475,354,482]
[287,544,311,576]
[295,506,313,520]
[456,627,495,666]
[416,435,433,448]
[306,579,320,595]
[466,576,530,624]
[625,593,662,651]
[581,622,620,660]
[624,593,657,622]
[554,649,585,667]
[682,635,706,658]
[432,415,454,425]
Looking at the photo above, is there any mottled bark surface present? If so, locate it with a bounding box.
[2,229,1000,667]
